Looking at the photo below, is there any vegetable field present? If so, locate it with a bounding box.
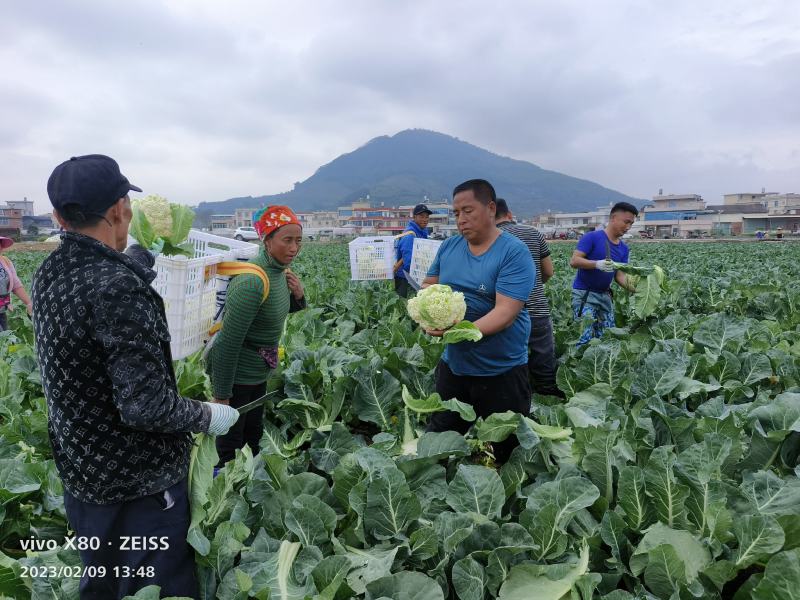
[1,241,800,600]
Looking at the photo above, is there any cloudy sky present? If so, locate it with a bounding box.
[2,0,798,213]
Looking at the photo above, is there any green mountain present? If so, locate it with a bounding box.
[196,129,641,219]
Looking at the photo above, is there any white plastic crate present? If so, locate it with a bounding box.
[147,230,259,359]
[408,238,442,287]
[348,236,396,280]
[185,230,259,261]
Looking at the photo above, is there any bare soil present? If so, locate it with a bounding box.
[10,242,60,252]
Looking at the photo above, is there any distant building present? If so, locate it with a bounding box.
[642,192,755,238]
[723,192,774,205]
[529,211,556,230]
[337,201,371,230]
[530,203,614,235]
[355,206,409,235]
[641,193,707,237]
[22,214,58,233]
[741,193,800,234]
[766,193,800,215]
[641,191,800,237]
[297,211,338,229]
[5,198,34,217]
[528,190,798,238]
[650,193,705,211]
[0,206,23,238]
[336,200,456,236]
[703,204,767,236]
[210,214,235,232]
[233,208,258,228]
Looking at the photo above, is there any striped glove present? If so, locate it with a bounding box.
[204,402,239,436]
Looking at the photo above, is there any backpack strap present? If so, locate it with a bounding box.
[215,262,270,301]
[0,256,10,269]
[208,262,270,336]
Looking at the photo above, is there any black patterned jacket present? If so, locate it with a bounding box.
[31,232,210,504]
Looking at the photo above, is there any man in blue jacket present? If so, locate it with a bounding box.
[393,203,432,297]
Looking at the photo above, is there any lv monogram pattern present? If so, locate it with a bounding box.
[31,233,210,504]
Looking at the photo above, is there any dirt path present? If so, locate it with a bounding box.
[10,242,60,252]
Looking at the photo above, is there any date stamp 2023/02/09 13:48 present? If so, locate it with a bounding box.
[19,535,168,579]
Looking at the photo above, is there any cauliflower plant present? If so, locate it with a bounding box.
[130,194,195,257]
[407,284,466,331]
[133,195,173,237]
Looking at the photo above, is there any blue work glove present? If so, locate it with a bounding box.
[204,402,239,436]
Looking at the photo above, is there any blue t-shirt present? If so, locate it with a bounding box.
[427,232,535,376]
[572,230,629,292]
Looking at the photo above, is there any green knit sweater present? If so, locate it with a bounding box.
[211,248,290,399]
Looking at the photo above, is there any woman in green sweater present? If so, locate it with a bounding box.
[211,205,305,466]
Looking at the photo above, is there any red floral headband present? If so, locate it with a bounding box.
[253,206,301,240]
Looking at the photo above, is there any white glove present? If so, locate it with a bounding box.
[205,402,239,436]
[595,259,615,272]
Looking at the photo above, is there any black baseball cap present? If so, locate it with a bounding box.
[413,203,433,216]
[47,154,142,213]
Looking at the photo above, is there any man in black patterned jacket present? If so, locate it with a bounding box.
[32,155,239,599]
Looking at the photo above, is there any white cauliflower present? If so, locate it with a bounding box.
[133,195,173,238]
[407,284,466,330]
[130,194,195,257]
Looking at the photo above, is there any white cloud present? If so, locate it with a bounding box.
[1,0,798,213]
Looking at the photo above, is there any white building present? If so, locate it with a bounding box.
[297,211,338,229]
[233,208,258,228]
[335,200,456,236]
[210,214,235,232]
[534,203,614,234]
[723,192,774,206]
[765,193,800,215]
[5,198,34,217]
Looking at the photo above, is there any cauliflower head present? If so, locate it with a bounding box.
[407,284,466,330]
[134,195,173,238]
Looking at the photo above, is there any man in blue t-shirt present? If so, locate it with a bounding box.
[569,202,639,345]
[423,179,535,462]
[393,203,432,297]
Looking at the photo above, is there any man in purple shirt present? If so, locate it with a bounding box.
[569,202,638,345]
